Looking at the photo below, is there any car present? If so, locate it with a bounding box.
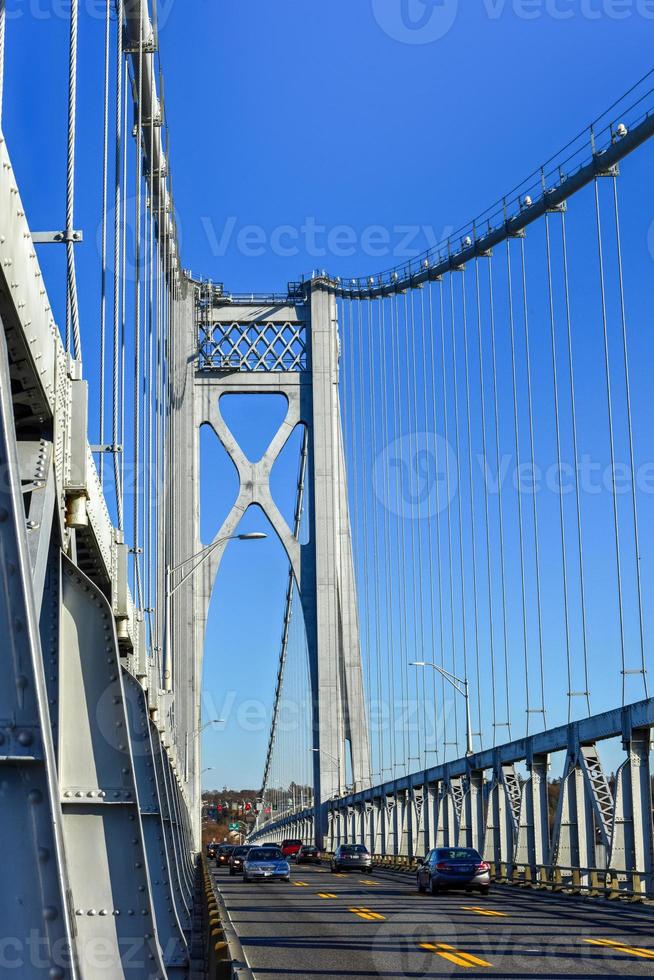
[215,844,235,868]
[295,845,321,865]
[330,844,372,872]
[206,842,219,860]
[417,847,491,896]
[242,847,291,883]
[280,839,303,859]
[229,845,252,876]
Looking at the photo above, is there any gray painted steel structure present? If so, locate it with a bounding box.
[249,696,654,897]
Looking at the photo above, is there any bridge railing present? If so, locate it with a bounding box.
[249,697,654,898]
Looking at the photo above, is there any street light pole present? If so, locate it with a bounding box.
[184,719,224,782]
[163,532,266,693]
[410,661,473,757]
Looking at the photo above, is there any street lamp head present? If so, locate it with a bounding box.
[236,532,267,541]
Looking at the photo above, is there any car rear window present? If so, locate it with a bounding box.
[437,849,481,861]
[282,840,301,846]
[247,848,280,861]
[341,844,368,854]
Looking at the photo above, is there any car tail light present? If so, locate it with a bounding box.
[475,861,490,872]
[436,861,449,871]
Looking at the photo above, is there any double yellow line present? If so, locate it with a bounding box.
[420,942,491,968]
[585,938,654,959]
[349,907,386,921]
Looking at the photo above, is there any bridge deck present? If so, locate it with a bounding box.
[210,861,654,978]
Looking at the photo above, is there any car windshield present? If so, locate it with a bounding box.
[341,845,368,854]
[437,849,480,861]
[233,847,250,857]
[218,846,234,854]
[247,848,282,861]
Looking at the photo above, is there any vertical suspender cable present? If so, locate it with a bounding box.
[120,56,128,540]
[594,178,627,703]
[611,175,648,697]
[427,282,446,759]
[408,290,425,767]
[460,269,483,746]
[421,285,441,761]
[356,300,377,777]
[378,297,398,772]
[488,255,512,737]
[133,12,144,607]
[559,211,591,714]
[367,301,386,776]
[98,0,111,485]
[65,0,81,359]
[506,239,531,732]
[474,259,498,738]
[543,218,572,721]
[391,293,411,772]
[520,235,547,723]
[440,279,458,749]
[112,0,125,530]
[0,1,6,128]
[450,273,469,756]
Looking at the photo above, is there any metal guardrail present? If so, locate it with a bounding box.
[363,855,651,901]
[202,857,255,980]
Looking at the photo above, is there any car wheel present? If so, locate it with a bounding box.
[417,875,426,894]
[430,878,440,896]
[479,886,490,896]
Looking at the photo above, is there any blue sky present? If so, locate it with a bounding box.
[4,1,653,790]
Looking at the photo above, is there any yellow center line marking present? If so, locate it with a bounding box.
[292,881,309,887]
[317,892,338,899]
[349,907,386,921]
[360,879,379,885]
[461,906,508,917]
[420,942,492,968]
[332,872,347,878]
[585,939,654,959]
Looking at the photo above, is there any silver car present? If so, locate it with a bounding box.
[243,847,291,883]
[330,844,373,872]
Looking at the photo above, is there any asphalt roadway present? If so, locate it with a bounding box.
[211,861,654,979]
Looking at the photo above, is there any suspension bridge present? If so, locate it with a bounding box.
[1,2,653,977]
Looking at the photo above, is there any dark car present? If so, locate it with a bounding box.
[215,844,235,868]
[295,845,321,865]
[330,844,372,872]
[417,847,490,896]
[229,845,252,876]
[280,839,303,859]
[206,842,218,860]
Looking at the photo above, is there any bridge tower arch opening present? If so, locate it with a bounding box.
[169,280,372,844]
